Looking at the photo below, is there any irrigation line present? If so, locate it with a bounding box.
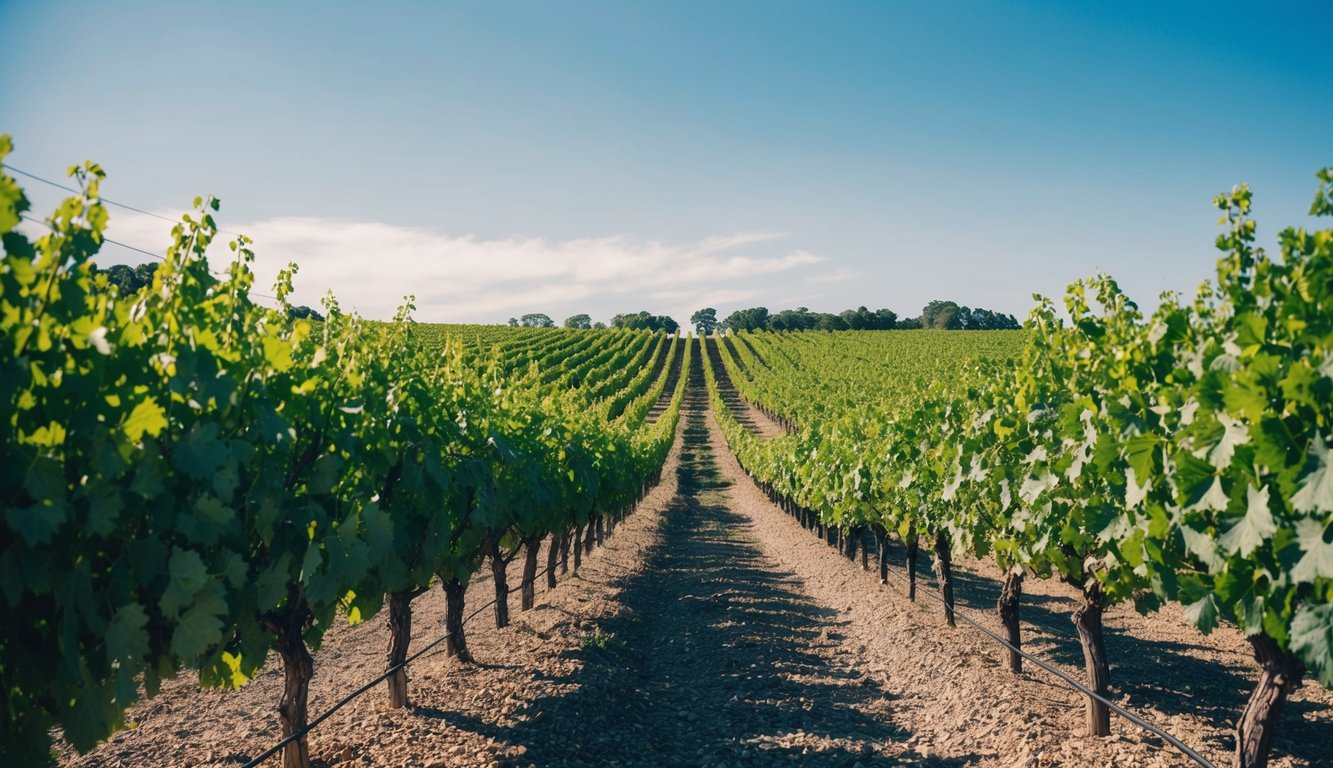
[869,538,1217,768]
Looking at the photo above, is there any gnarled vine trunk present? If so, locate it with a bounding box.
[385,590,412,708]
[905,530,918,602]
[572,523,584,573]
[521,537,541,610]
[546,531,559,589]
[489,539,510,628]
[934,531,955,628]
[443,576,471,662]
[1071,580,1110,736]
[271,607,313,768]
[997,570,1023,673]
[1236,633,1304,768]
[559,526,570,574]
[875,526,889,584]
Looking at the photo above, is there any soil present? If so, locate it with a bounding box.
[58,347,1333,768]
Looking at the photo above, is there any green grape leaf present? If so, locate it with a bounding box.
[1292,435,1332,514]
[1123,433,1160,478]
[123,396,168,442]
[5,503,67,546]
[1183,593,1221,635]
[62,685,117,753]
[1290,602,1333,688]
[195,495,233,526]
[170,586,226,660]
[85,482,124,536]
[1218,484,1276,557]
[309,453,343,495]
[219,651,252,688]
[159,547,209,618]
[1291,518,1333,583]
[256,554,292,611]
[173,423,228,479]
[261,335,294,372]
[300,542,323,585]
[106,602,150,664]
[1208,413,1250,470]
[24,456,67,502]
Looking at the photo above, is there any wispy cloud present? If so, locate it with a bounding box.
[92,212,827,323]
[806,266,858,284]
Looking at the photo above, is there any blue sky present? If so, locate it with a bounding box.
[2,0,1329,323]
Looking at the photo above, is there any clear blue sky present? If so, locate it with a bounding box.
[2,0,1329,323]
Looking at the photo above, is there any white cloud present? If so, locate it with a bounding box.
[806,266,858,284]
[94,211,826,323]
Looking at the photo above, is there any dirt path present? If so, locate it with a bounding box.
[499,342,942,767]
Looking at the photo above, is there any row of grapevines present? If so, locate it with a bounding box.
[0,138,687,768]
[704,172,1332,768]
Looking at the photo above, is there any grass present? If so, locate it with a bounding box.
[580,628,625,651]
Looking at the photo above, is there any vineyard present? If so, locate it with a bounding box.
[1,142,1331,768]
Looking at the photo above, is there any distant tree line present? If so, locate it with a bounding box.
[700,300,1018,333]
[715,305,900,333]
[496,299,1020,335]
[503,312,669,331]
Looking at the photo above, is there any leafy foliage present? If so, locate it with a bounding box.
[703,168,1333,699]
[0,138,688,764]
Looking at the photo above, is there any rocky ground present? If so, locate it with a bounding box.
[60,352,1332,767]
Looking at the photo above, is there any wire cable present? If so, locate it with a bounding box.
[15,212,279,301]
[899,562,1216,768]
[4,164,243,236]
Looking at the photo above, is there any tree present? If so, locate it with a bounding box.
[920,300,964,329]
[91,261,158,295]
[720,307,770,332]
[814,313,848,331]
[563,313,592,329]
[592,321,607,330]
[961,307,1020,330]
[288,305,325,322]
[520,313,555,328]
[507,317,518,327]
[610,311,677,333]
[919,300,1018,330]
[690,308,718,335]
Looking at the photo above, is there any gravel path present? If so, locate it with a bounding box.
[59,349,1332,768]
